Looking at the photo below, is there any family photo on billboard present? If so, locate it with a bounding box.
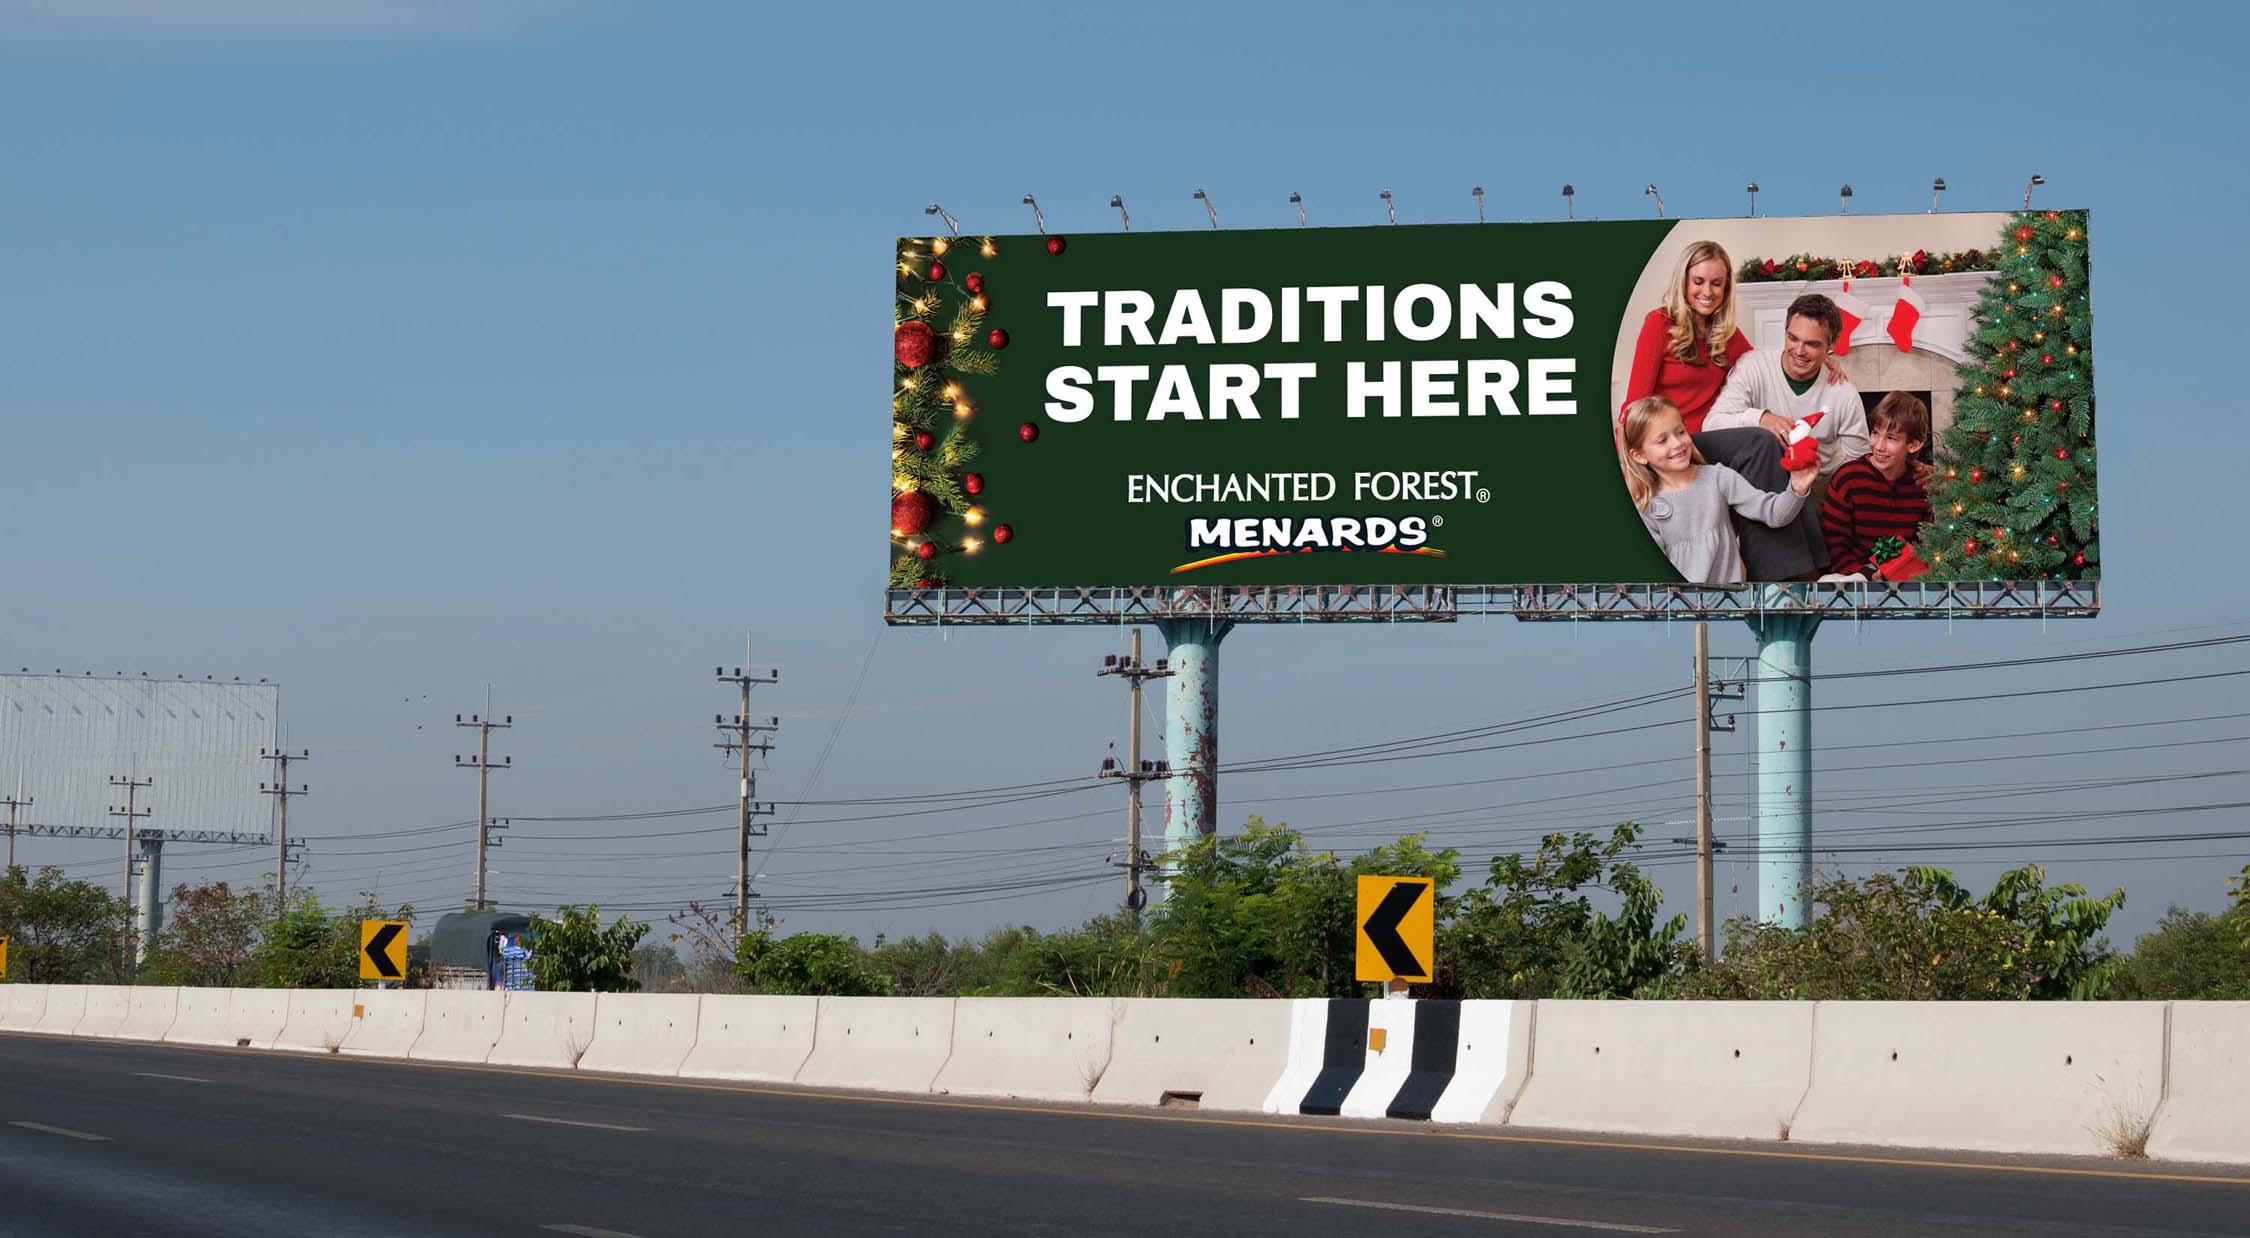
[1611,209,2095,586]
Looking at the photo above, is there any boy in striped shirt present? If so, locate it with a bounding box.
[1821,391,1934,577]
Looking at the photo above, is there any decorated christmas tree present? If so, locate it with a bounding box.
[1918,209,2096,580]
[891,234,1006,587]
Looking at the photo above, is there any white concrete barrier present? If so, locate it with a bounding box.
[486,991,599,1069]
[1096,997,1294,1114]
[72,985,137,1039]
[271,990,359,1053]
[1442,1000,1534,1125]
[1509,1000,1816,1141]
[28,983,89,1035]
[408,991,506,1063]
[676,994,818,1083]
[164,986,238,1046]
[116,986,180,1042]
[794,997,955,1094]
[0,983,49,1030]
[1260,998,1333,1114]
[1789,1001,2168,1156]
[225,988,291,1049]
[2151,1002,2250,1163]
[933,997,1118,1102]
[578,993,701,1077]
[340,990,426,1058]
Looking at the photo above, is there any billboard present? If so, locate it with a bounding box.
[0,674,280,835]
[890,210,2094,590]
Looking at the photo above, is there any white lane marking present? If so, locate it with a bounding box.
[132,1072,211,1084]
[542,1226,647,1238]
[500,1113,649,1133]
[1301,1197,1678,1233]
[9,1121,112,1142]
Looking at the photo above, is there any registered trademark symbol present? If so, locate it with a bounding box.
[1431,515,1445,528]
[1475,488,1491,504]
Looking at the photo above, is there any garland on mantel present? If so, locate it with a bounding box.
[1736,247,1997,284]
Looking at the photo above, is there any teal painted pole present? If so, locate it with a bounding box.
[1157,618,1233,857]
[1745,603,1819,928]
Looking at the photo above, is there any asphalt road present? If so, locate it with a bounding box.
[1,1030,2242,1237]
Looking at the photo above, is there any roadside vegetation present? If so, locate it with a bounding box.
[4,831,2243,998]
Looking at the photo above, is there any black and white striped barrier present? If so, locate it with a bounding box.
[1261,998,1530,1123]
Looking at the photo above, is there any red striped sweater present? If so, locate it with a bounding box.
[1821,456,1933,576]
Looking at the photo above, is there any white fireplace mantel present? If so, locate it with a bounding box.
[1735,270,1993,366]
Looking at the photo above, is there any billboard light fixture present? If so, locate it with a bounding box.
[1644,184,1664,218]
[1471,185,1485,223]
[1839,183,1853,214]
[1289,191,1305,227]
[2023,173,2045,208]
[1746,182,1759,217]
[1193,186,1219,230]
[1021,193,1045,235]
[922,202,961,238]
[1379,188,1395,225]
[1561,183,1574,219]
[1109,194,1131,232]
[1931,177,1947,212]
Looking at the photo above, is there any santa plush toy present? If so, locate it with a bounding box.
[1779,411,1826,472]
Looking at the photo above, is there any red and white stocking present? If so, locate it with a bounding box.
[1886,275,1927,352]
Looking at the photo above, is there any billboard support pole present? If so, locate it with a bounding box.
[1745,598,1818,928]
[1157,618,1233,861]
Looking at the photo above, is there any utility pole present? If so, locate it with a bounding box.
[455,714,511,911]
[259,748,310,919]
[1686,629,1744,963]
[715,650,780,941]
[107,776,152,907]
[1,792,29,872]
[1097,630,1173,917]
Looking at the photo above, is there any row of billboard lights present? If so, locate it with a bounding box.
[931,175,2051,234]
[11,668,268,683]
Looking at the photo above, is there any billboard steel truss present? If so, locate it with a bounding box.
[884,579,2100,626]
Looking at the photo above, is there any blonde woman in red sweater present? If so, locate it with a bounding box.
[1621,240,1830,579]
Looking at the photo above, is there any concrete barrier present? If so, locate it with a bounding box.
[578,993,701,1077]
[271,990,359,1054]
[28,983,89,1035]
[2150,1002,2250,1163]
[340,990,427,1058]
[1260,998,1334,1114]
[0,983,49,1031]
[1508,1000,1816,1141]
[164,986,238,1046]
[794,997,955,1093]
[1338,997,1420,1119]
[72,985,137,1039]
[676,994,818,1083]
[933,997,1118,1102]
[1790,1001,2168,1156]
[116,986,180,1042]
[1097,998,1294,1114]
[486,991,600,1069]
[225,988,291,1048]
[408,991,506,1063]
[1441,1000,1534,1124]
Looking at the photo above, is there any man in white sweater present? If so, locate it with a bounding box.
[1704,293,1870,479]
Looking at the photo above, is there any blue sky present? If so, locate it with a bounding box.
[2,1,2244,944]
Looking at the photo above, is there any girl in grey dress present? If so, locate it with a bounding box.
[1619,396,1817,585]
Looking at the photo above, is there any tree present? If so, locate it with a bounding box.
[629,941,687,993]
[1443,822,1681,999]
[1917,863,2124,1000]
[527,904,649,993]
[2114,908,2250,1001]
[1919,208,2096,580]
[737,930,892,996]
[249,891,416,989]
[141,881,266,987]
[0,865,132,984]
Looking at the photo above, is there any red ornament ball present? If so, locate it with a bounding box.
[915,540,939,561]
[1965,538,1980,556]
[890,489,937,536]
[1045,235,1067,256]
[2050,400,2064,411]
[2041,353,2053,364]
[2055,448,2070,460]
[2017,225,2035,242]
[2059,481,2071,491]
[894,320,936,368]
[1969,467,1984,484]
[992,524,1014,545]
[2048,535,2059,545]
[987,328,1010,350]
[1017,421,1039,443]
[2045,210,2060,221]
[963,472,984,496]
[964,272,985,295]
[912,430,935,453]
[928,259,948,282]
[2073,552,2086,567]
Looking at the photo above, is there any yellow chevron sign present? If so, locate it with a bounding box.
[1356,876,1434,983]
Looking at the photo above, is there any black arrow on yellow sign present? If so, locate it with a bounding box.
[361,921,405,980]
[1356,875,1435,982]
[1363,881,1428,975]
